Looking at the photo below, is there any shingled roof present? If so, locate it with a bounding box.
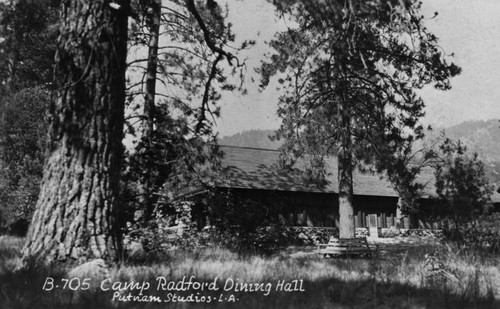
[217,145,437,198]
[167,145,500,203]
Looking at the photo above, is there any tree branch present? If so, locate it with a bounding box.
[196,53,223,134]
[185,0,237,66]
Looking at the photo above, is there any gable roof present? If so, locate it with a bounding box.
[217,145,436,198]
[217,145,500,203]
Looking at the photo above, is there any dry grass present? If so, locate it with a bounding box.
[1,236,499,308]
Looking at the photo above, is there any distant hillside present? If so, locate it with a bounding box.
[442,119,500,189]
[220,120,500,157]
[219,129,282,150]
[443,119,500,162]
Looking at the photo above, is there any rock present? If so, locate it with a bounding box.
[67,259,112,304]
[68,259,110,283]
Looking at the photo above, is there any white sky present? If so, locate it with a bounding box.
[215,0,500,137]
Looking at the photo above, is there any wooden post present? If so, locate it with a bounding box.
[396,198,403,229]
[367,214,379,239]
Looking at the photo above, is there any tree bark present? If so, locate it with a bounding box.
[142,0,161,222]
[23,0,129,264]
[338,105,355,239]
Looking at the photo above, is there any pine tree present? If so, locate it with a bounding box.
[261,0,460,237]
[124,0,247,222]
[434,138,493,229]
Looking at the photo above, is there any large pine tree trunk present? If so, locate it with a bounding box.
[23,0,129,264]
[338,104,355,239]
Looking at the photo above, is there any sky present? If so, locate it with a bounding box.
[214,0,500,137]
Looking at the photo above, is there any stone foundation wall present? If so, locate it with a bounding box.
[271,227,338,245]
[124,224,447,253]
[256,226,445,245]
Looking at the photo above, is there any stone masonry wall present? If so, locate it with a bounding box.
[259,226,445,245]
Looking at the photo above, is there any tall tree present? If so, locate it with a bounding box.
[434,138,492,230]
[262,0,460,237]
[0,0,59,232]
[124,0,245,222]
[23,0,129,264]
[134,0,161,221]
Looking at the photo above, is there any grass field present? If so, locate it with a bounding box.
[1,235,499,308]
